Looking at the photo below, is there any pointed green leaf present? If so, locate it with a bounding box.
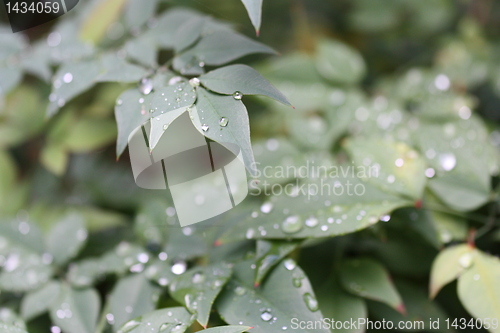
[0,219,45,254]
[0,67,22,96]
[80,0,128,44]
[0,248,53,292]
[216,260,328,333]
[317,276,367,333]
[63,118,117,153]
[109,273,161,331]
[173,30,275,73]
[254,239,300,286]
[315,38,366,85]
[429,243,473,298]
[174,16,206,52]
[40,143,68,176]
[339,258,405,313]
[144,9,203,48]
[46,213,88,266]
[117,307,195,333]
[200,65,291,106]
[457,249,500,331]
[199,326,253,333]
[194,88,255,174]
[21,281,61,321]
[0,308,27,329]
[67,259,102,288]
[47,60,101,116]
[345,138,426,200]
[49,285,100,333]
[169,263,232,327]
[125,37,157,68]
[217,173,410,243]
[0,323,28,333]
[241,0,263,34]
[97,54,149,83]
[115,89,152,157]
[124,0,159,30]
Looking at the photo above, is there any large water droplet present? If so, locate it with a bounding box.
[281,215,303,234]
[219,117,229,127]
[261,311,272,322]
[201,124,209,132]
[233,91,243,100]
[260,201,273,214]
[439,153,456,171]
[458,253,473,268]
[139,78,153,95]
[283,258,296,271]
[303,293,319,311]
[305,216,318,228]
[117,320,141,333]
[171,261,187,275]
[189,77,200,87]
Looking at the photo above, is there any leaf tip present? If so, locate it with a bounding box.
[414,199,423,209]
[253,281,260,288]
[214,239,223,247]
[396,303,407,315]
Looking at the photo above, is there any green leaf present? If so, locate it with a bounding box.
[0,249,53,292]
[339,258,405,313]
[0,308,27,329]
[47,60,101,116]
[124,0,159,30]
[173,31,275,73]
[194,88,255,174]
[148,81,197,150]
[99,242,150,275]
[199,65,291,106]
[0,67,22,96]
[0,323,28,333]
[217,172,410,243]
[254,239,300,286]
[49,285,100,333]
[169,263,232,327]
[21,281,61,321]
[429,243,473,298]
[40,143,68,176]
[368,280,450,332]
[241,0,263,34]
[80,0,128,44]
[115,89,152,157]
[109,273,161,331]
[216,260,328,333]
[198,326,253,333]
[46,213,88,266]
[97,53,150,83]
[67,259,102,288]
[317,275,367,333]
[117,307,195,333]
[315,38,366,85]
[415,118,492,211]
[344,138,426,200]
[0,219,45,254]
[457,249,500,331]
[125,37,158,68]
[144,9,203,48]
[63,117,117,152]
[174,16,206,52]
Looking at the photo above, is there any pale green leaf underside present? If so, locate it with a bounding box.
[240,0,263,34]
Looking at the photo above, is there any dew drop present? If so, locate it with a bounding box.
[261,311,272,322]
[438,153,456,171]
[303,293,319,312]
[235,286,246,296]
[139,78,153,95]
[201,124,209,132]
[459,253,472,268]
[189,77,200,87]
[192,272,204,284]
[425,167,436,178]
[219,117,229,127]
[281,215,303,234]
[163,124,168,130]
[260,202,273,214]
[305,216,318,228]
[233,91,243,100]
[63,73,73,83]
[117,320,141,333]
[380,214,391,222]
[171,261,187,275]
[283,258,296,271]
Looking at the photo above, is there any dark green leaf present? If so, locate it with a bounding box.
[200,65,291,106]
[117,307,195,333]
[169,263,232,327]
[216,260,328,333]
[254,239,300,286]
[109,273,161,331]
